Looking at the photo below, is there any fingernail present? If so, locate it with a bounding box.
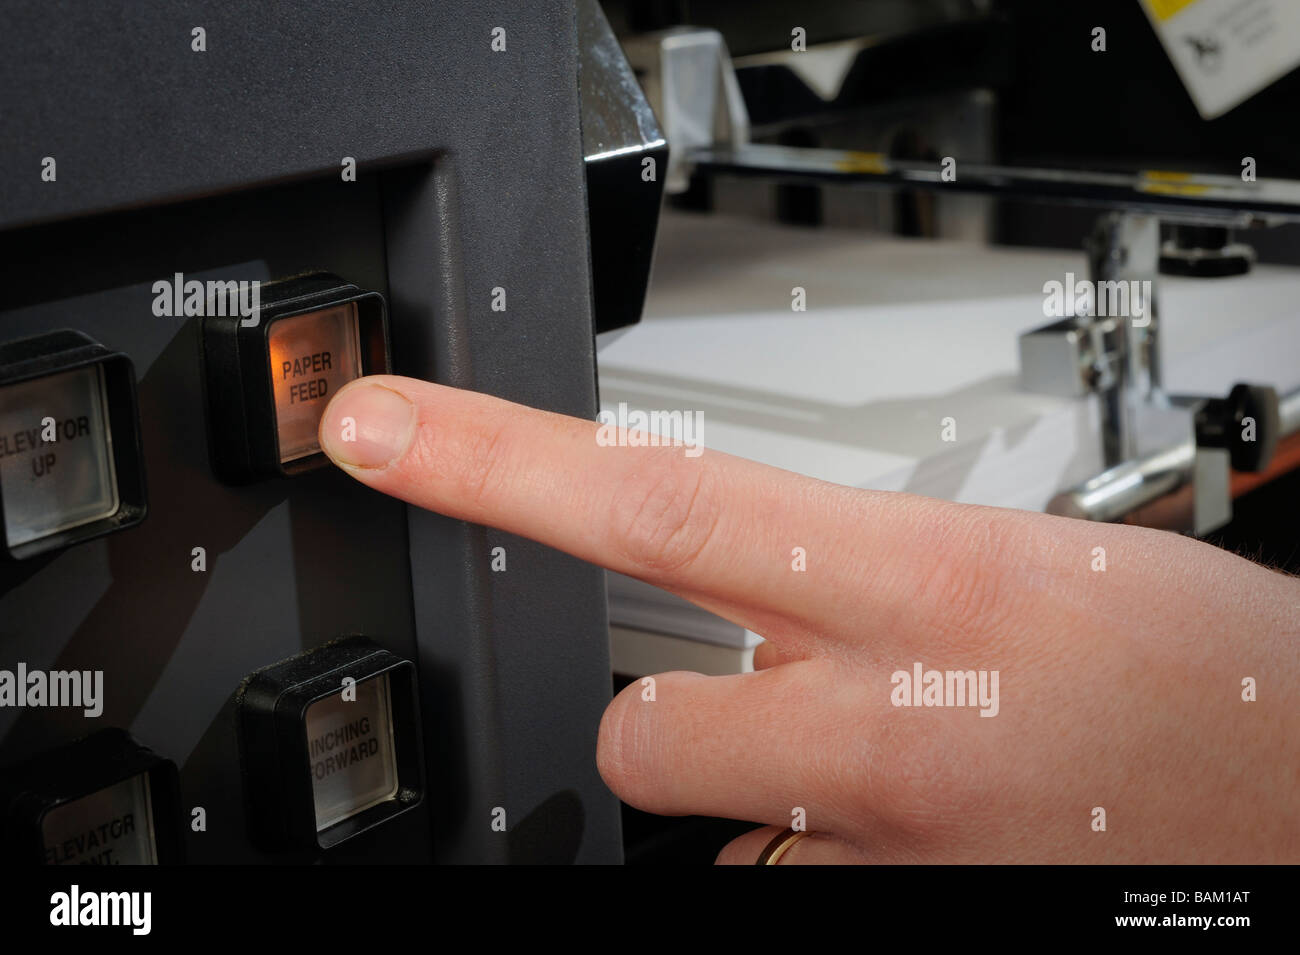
[318,381,415,468]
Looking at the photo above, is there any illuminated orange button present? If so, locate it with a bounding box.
[202,273,389,483]
[267,304,363,463]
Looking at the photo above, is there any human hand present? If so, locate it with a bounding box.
[318,376,1300,864]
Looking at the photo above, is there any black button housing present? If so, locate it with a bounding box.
[0,329,147,560]
[236,637,425,852]
[201,272,390,483]
[0,728,184,865]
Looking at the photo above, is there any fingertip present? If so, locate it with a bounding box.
[318,377,417,470]
[596,670,709,804]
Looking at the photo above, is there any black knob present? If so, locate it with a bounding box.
[1195,383,1280,472]
[1159,224,1254,278]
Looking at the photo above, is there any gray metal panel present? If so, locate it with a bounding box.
[1,2,558,228]
[0,0,620,863]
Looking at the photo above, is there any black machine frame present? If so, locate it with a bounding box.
[0,1,622,864]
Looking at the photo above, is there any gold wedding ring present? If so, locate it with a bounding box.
[755,827,811,865]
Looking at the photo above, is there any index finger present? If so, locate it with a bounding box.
[316,375,996,645]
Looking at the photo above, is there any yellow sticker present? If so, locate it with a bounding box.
[1139,182,1211,196]
[1138,171,1210,196]
[834,151,888,174]
[1145,0,1198,22]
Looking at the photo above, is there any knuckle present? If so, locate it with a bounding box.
[608,451,721,578]
[909,506,1019,641]
[450,415,515,510]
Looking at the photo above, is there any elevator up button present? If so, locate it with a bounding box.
[0,366,118,548]
[0,330,147,560]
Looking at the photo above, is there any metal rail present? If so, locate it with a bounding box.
[689,143,1300,227]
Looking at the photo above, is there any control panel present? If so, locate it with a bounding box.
[0,1,621,867]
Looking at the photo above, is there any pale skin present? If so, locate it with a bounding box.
[318,375,1300,864]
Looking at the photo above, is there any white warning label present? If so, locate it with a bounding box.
[1140,0,1300,118]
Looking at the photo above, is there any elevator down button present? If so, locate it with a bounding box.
[41,771,158,865]
[0,729,183,865]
